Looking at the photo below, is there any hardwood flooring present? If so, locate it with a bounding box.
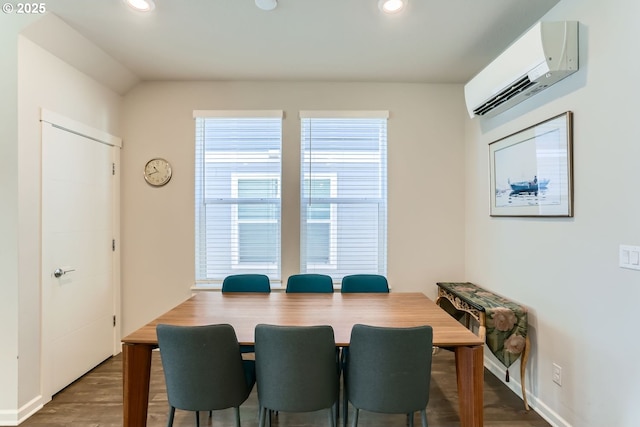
[20,350,550,427]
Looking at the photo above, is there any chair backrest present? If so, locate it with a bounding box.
[222,274,271,293]
[346,324,433,414]
[156,324,254,411]
[340,274,389,293]
[255,324,339,412]
[285,273,333,293]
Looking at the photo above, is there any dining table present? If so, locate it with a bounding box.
[121,291,485,427]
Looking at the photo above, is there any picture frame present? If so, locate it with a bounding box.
[489,111,573,217]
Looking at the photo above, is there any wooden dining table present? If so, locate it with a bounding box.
[121,292,485,427]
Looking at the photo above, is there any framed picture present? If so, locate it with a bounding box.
[489,112,573,217]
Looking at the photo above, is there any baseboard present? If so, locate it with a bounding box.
[484,357,572,427]
[0,395,43,426]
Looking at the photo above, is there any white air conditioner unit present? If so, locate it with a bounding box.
[464,21,578,118]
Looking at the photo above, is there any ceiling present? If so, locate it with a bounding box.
[32,0,559,90]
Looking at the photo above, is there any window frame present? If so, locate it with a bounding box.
[194,110,283,284]
[299,111,389,280]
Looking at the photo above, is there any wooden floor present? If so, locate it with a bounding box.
[21,350,550,427]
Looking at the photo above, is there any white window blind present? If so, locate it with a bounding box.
[300,111,388,281]
[195,111,282,283]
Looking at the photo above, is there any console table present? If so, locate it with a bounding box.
[436,282,530,410]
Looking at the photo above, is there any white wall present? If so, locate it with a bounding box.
[0,13,40,425]
[464,0,640,425]
[120,81,466,335]
[0,32,122,425]
[0,16,27,423]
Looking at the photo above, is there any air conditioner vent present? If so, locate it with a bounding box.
[464,21,579,118]
[473,76,537,116]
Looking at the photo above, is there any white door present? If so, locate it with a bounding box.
[41,111,120,399]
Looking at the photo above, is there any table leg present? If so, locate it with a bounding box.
[520,336,531,411]
[455,345,484,427]
[123,343,153,427]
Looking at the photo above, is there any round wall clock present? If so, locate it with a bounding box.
[144,158,172,186]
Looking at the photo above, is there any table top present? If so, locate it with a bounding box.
[122,292,483,347]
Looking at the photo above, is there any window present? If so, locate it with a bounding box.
[194,111,282,283]
[300,111,388,280]
[231,174,280,265]
[303,174,337,268]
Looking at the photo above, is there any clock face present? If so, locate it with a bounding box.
[144,158,172,186]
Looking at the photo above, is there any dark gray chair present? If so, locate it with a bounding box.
[222,274,271,293]
[343,324,433,427]
[156,324,256,427]
[285,273,334,293]
[255,324,340,427]
[340,274,389,293]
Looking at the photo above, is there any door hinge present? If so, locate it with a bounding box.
[112,163,115,175]
[113,315,116,327]
[112,239,116,251]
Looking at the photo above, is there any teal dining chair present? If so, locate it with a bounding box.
[222,274,271,293]
[339,274,389,397]
[340,274,389,293]
[222,274,270,354]
[285,273,333,293]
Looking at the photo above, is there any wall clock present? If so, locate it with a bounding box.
[144,158,172,187]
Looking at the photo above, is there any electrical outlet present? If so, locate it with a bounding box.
[552,363,562,386]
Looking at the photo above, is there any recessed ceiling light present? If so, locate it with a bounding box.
[124,0,155,12]
[255,0,277,11]
[378,0,407,14]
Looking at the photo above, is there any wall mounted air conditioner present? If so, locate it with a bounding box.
[464,21,578,118]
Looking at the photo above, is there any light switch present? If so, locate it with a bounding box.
[620,245,640,271]
[622,249,630,265]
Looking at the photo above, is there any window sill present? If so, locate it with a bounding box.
[191,282,284,292]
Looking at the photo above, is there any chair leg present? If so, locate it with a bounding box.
[342,351,349,427]
[234,406,241,427]
[420,409,428,427]
[259,407,274,427]
[196,411,200,427]
[167,407,175,427]
[342,399,348,427]
[407,412,414,427]
[351,408,359,427]
[329,406,336,427]
[342,381,348,427]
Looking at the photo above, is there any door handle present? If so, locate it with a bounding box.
[53,268,75,278]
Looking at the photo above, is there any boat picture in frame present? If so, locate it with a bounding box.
[489,111,573,217]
